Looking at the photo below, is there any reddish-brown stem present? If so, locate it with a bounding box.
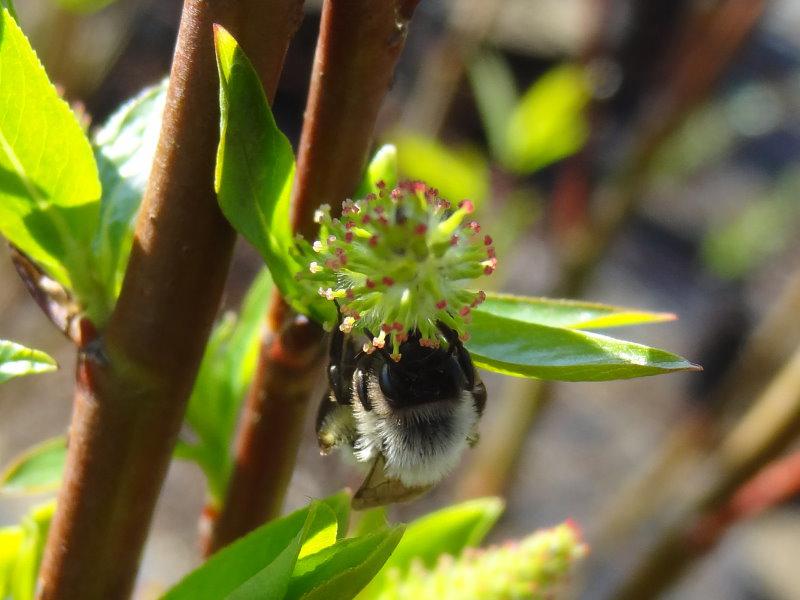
[37,2,301,598]
[207,0,421,553]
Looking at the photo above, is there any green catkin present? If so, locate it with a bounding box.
[295,181,497,360]
[377,521,587,600]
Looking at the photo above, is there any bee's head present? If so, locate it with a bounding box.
[371,330,468,409]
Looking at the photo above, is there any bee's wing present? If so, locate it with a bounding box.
[352,454,432,510]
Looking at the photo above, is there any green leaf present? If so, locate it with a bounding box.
[0,0,16,20]
[54,0,117,13]
[0,340,56,384]
[476,293,676,330]
[392,132,489,207]
[503,64,589,174]
[467,310,700,381]
[288,526,405,600]
[320,490,350,542]
[226,525,306,600]
[0,500,55,600]
[176,269,272,504]
[0,528,23,598]
[356,144,398,197]
[351,507,387,538]
[164,500,339,600]
[468,50,518,163]
[357,498,502,599]
[0,437,66,495]
[0,8,102,316]
[91,79,168,319]
[213,26,300,308]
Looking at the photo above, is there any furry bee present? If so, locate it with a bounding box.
[316,312,487,509]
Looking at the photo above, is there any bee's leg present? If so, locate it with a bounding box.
[316,389,357,455]
[353,351,374,411]
[437,321,486,418]
[437,322,478,388]
[328,306,355,405]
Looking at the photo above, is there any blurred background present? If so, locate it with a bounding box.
[2,0,800,598]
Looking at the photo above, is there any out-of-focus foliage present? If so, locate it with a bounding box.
[470,58,589,174]
[468,50,518,166]
[703,168,800,279]
[374,522,586,600]
[53,0,117,13]
[0,501,55,600]
[391,133,490,207]
[0,437,66,495]
[175,270,272,505]
[0,341,56,385]
[92,79,167,310]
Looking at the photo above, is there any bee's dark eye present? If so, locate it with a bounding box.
[378,362,397,402]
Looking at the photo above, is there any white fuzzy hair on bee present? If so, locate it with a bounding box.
[351,373,479,487]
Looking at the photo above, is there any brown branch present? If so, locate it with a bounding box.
[37,2,301,598]
[207,0,421,553]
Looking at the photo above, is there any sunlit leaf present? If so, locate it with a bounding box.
[356,144,398,198]
[0,340,56,385]
[0,500,55,600]
[213,26,301,309]
[358,498,503,599]
[175,270,271,504]
[92,79,168,318]
[392,132,489,207]
[476,293,676,330]
[288,526,404,600]
[164,500,339,600]
[467,310,699,381]
[0,437,66,495]
[351,507,387,538]
[503,64,589,174]
[0,8,103,317]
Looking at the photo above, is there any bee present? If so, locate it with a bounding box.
[316,310,487,509]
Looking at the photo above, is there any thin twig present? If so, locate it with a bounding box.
[37,2,300,598]
[206,0,422,553]
[610,344,800,600]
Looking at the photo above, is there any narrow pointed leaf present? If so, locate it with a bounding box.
[176,269,271,504]
[164,500,339,600]
[476,293,676,330]
[213,26,300,306]
[288,526,405,600]
[0,437,66,494]
[467,310,699,381]
[0,340,56,384]
[503,64,589,174]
